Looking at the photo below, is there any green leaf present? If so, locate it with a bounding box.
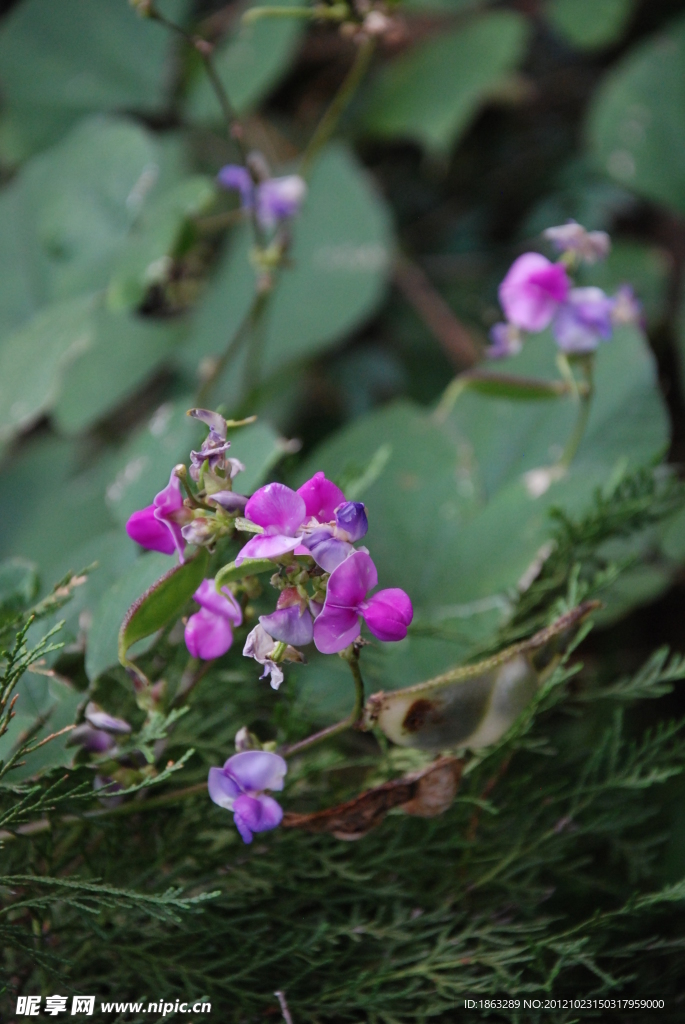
[0,673,82,780]
[86,553,176,682]
[0,558,39,614]
[179,144,393,397]
[53,308,187,435]
[362,11,529,152]
[587,15,685,216]
[215,557,275,587]
[0,295,94,440]
[225,420,284,495]
[185,0,302,119]
[545,0,636,51]
[118,549,209,667]
[0,0,188,160]
[106,176,217,311]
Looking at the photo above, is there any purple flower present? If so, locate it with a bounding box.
[208,750,287,844]
[487,322,522,359]
[187,408,245,491]
[302,501,369,572]
[543,220,611,264]
[499,253,570,333]
[611,284,643,327]
[297,471,346,523]
[217,164,306,232]
[185,578,243,660]
[126,469,188,560]
[70,724,116,754]
[260,588,314,647]
[552,287,614,354]
[313,550,413,654]
[236,483,307,565]
[85,703,131,734]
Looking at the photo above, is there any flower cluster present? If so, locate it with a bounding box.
[489,221,641,358]
[124,409,414,842]
[217,163,306,234]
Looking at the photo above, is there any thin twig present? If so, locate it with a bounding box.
[275,990,294,1024]
[394,254,480,369]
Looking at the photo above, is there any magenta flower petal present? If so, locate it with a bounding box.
[153,469,184,517]
[260,605,313,646]
[185,608,234,660]
[361,588,413,642]
[224,750,287,793]
[245,482,306,534]
[126,506,176,555]
[207,766,241,809]
[313,605,361,654]
[297,472,345,523]
[499,253,570,332]
[326,550,378,609]
[193,579,243,625]
[235,534,301,565]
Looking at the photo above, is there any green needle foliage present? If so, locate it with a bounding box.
[2,472,685,1021]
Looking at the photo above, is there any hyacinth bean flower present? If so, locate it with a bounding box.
[70,724,116,754]
[552,287,614,354]
[235,482,307,565]
[208,750,287,843]
[217,164,306,232]
[260,588,314,648]
[125,469,188,559]
[313,550,413,654]
[185,579,243,660]
[499,253,570,333]
[188,408,246,495]
[487,322,522,360]
[304,500,369,572]
[297,471,345,522]
[611,284,643,327]
[85,703,131,734]
[243,624,287,689]
[543,220,611,264]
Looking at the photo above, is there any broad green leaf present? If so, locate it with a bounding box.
[54,308,187,435]
[106,176,217,311]
[186,0,302,119]
[215,557,276,587]
[105,400,204,526]
[0,0,187,160]
[179,145,393,397]
[0,434,118,584]
[362,12,529,152]
[118,549,209,666]
[0,673,82,780]
[587,15,685,215]
[0,295,94,440]
[86,553,177,681]
[545,0,636,51]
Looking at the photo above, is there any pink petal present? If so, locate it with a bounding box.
[361,588,413,642]
[297,471,345,523]
[235,534,301,565]
[126,506,176,555]
[313,606,361,654]
[499,253,569,332]
[153,468,184,517]
[325,550,378,610]
[224,750,287,793]
[185,608,234,660]
[193,578,243,625]
[244,483,306,534]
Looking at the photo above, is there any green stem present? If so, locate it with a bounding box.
[195,288,271,407]
[243,3,348,23]
[559,358,594,469]
[301,36,376,177]
[280,644,366,758]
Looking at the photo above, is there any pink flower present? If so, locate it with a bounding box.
[235,483,307,565]
[313,550,413,654]
[499,253,570,332]
[297,471,345,523]
[185,579,243,660]
[125,470,188,560]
